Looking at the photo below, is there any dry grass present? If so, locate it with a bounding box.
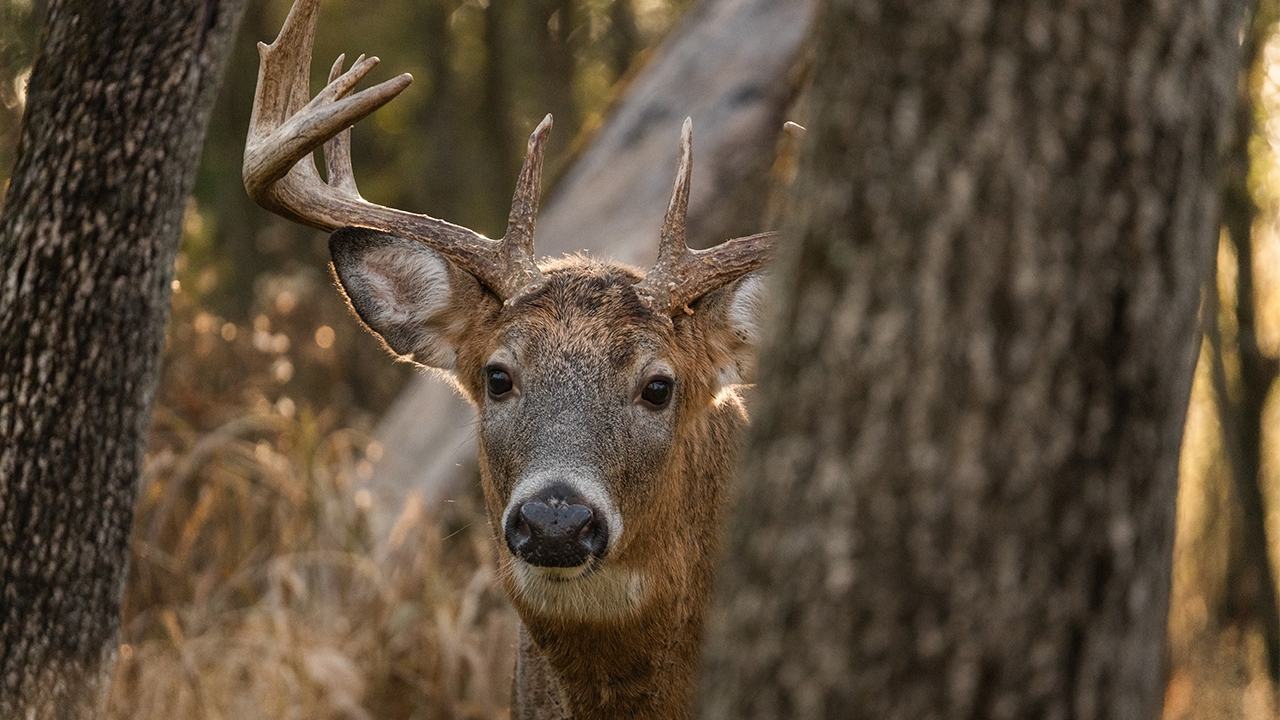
[106,406,516,719]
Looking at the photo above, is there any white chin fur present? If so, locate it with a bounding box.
[509,559,648,621]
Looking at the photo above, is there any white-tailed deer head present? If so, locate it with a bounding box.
[244,2,774,716]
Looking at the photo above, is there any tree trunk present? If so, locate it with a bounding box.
[0,0,244,715]
[367,0,816,533]
[701,0,1247,717]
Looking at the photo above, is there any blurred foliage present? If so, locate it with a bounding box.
[1165,2,1280,717]
[0,0,43,195]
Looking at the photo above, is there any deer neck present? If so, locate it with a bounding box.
[515,580,709,720]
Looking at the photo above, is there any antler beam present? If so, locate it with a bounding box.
[243,0,547,301]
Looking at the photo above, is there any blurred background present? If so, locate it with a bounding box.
[3,0,1280,716]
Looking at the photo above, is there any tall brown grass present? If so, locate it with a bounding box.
[108,405,516,719]
[107,259,515,718]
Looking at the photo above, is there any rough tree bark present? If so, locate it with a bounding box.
[701,0,1247,718]
[368,0,816,529]
[0,0,245,715]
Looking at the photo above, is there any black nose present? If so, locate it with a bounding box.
[504,485,608,568]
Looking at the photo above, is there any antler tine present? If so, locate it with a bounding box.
[497,114,553,302]
[636,118,777,316]
[246,0,313,147]
[244,0,542,301]
[322,54,361,197]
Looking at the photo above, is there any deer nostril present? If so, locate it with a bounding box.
[505,497,607,568]
[512,514,532,542]
[522,502,591,534]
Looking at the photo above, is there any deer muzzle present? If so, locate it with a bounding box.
[504,483,611,568]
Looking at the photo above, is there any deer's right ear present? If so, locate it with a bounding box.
[330,227,491,371]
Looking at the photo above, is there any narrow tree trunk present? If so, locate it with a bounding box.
[528,0,580,152]
[0,1,244,715]
[608,0,640,79]
[482,0,519,190]
[701,0,1247,717]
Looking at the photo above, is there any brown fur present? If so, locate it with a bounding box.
[332,235,759,719]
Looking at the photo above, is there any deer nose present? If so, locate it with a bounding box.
[504,486,608,568]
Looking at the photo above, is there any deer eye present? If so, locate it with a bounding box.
[639,377,673,409]
[486,366,514,398]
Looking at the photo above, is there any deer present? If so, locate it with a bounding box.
[243,1,774,717]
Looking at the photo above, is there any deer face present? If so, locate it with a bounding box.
[471,268,682,618]
[472,270,674,571]
[331,235,766,621]
[242,17,772,618]
[285,113,773,622]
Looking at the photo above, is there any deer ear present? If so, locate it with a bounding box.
[687,271,770,389]
[330,227,490,371]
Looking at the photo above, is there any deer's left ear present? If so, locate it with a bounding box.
[686,271,770,389]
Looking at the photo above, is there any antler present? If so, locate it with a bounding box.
[243,0,546,301]
[634,118,776,316]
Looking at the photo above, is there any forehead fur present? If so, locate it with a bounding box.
[471,256,680,383]
[505,255,662,335]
